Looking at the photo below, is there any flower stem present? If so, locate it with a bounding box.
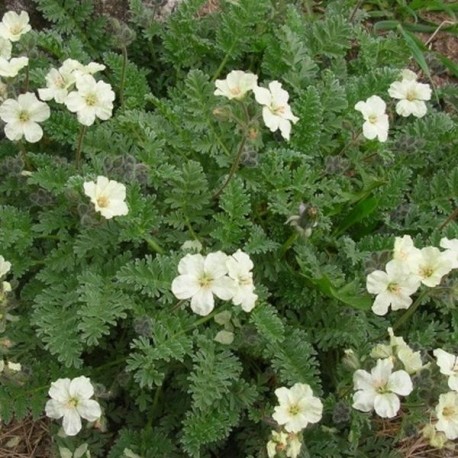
[212,136,247,199]
[75,125,87,169]
[120,46,128,109]
[280,232,299,258]
[17,141,31,170]
[391,289,428,333]
[143,234,165,254]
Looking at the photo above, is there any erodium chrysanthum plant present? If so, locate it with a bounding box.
[0,1,457,456]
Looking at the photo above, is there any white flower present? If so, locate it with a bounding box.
[0,37,12,59]
[352,358,413,418]
[440,238,458,269]
[407,246,453,287]
[214,70,258,100]
[267,431,302,458]
[388,74,432,118]
[354,95,389,142]
[400,69,418,81]
[434,349,458,391]
[45,376,102,436]
[253,81,299,141]
[272,383,323,433]
[7,361,21,372]
[65,74,115,126]
[371,328,425,375]
[0,56,28,78]
[393,235,420,264]
[0,11,31,42]
[83,176,128,219]
[366,259,421,316]
[0,92,50,143]
[226,249,257,312]
[435,391,458,440]
[0,256,11,278]
[267,431,288,458]
[171,252,236,316]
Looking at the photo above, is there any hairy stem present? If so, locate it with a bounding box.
[391,289,428,333]
[143,234,165,254]
[212,136,247,199]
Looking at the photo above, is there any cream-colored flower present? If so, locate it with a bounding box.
[171,252,236,316]
[45,376,102,436]
[65,74,115,126]
[366,260,421,316]
[83,176,128,219]
[354,95,389,142]
[352,358,413,418]
[0,92,50,143]
[435,391,458,440]
[407,246,454,288]
[0,37,12,59]
[0,11,31,42]
[214,70,258,100]
[0,56,28,78]
[253,81,299,141]
[388,73,432,118]
[393,235,421,264]
[440,238,458,269]
[272,383,323,433]
[0,256,11,278]
[226,249,257,312]
[434,349,458,391]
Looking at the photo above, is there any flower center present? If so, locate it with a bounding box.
[442,406,456,418]
[10,25,22,35]
[18,110,30,122]
[96,195,109,208]
[272,105,286,116]
[288,404,301,416]
[230,86,241,95]
[419,266,434,279]
[368,114,378,124]
[238,275,252,286]
[199,274,213,288]
[85,93,97,107]
[406,90,417,102]
[387,282,400,294]
[66,397,79,408]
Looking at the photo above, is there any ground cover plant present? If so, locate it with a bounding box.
[0,0,457,456]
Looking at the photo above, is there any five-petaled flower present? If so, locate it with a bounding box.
[272,382,323,433]
[434,349,458,392]
[407,246,453,288]
[253,81,299,141]
[352,358,413,418]
[354,95,389,142]
[366,259,420,316]
[171,252,235,316]
[65,74,115,126]
[214,70,258,100]
[388,70,431,118]
[0,92,50,143]
[435,391,458,440]
[45,376,102,436]
[0,11,31,42]
[83,176,129,219]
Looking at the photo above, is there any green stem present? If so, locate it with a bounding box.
[212,136,247,199]
[17,141,31,170]
[211,42,237,82]
[349,0,364,22]
[391,289,428,333]
[143,234,165,254]
[75,125,87,169]
[120,46,128,109]
[280,232,299,258]
[185,216,199,241]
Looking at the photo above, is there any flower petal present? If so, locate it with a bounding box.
[62,409,82,436]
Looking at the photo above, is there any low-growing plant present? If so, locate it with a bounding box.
[0,0,457,457]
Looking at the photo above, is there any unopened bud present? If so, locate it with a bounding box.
[212,107,231,121]
[342,349,360,370]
